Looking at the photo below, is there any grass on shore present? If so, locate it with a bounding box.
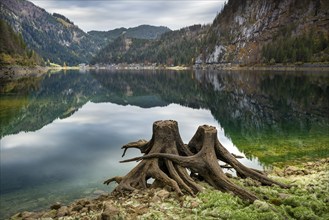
[10,158,329,220]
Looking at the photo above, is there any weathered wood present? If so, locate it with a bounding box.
[121,139,148,157]
[104,120,289,202]
[214,139,290,188]
[104,120,197,196]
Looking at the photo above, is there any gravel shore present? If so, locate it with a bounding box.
[9,158,329,220]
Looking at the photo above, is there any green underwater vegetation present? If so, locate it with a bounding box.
[10,158,328,219]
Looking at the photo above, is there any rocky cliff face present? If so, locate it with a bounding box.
[0,0,102,65]
[201,0,329,64]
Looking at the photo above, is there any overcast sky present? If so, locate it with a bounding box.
[29,0,225,32]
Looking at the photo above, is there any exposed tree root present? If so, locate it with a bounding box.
[104,120,289,202]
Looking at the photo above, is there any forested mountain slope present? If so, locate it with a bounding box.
[0,0,172,66]
[0,0,103,65]
[91,24,209,66]
[88,25,171,42]
[92,0,329,66]
[0,19,42,66]
[200,0,329,64]
[1,0,327,66]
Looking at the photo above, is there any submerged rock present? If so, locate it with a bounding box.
[93,190,107,196]
[50,202,61,210]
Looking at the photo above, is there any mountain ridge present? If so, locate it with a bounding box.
[91,24,208,65]
[1,0,328,66]
[0,0,103,65]
[88,25,171,42]
[0,0,171,66]
[90,0,329,66]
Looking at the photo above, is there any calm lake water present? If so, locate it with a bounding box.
[0,69,328,219]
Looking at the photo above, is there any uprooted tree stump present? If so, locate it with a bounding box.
[104,120,289,202]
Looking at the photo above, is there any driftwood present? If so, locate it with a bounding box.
[104,120,289,202]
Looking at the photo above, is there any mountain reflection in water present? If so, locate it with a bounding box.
[0,69,328,219]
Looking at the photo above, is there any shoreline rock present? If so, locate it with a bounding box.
[1,63,329,82]
[0,66,50,80]
[10,158,329,220]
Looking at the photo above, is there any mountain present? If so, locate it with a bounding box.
[0,0,103,65]
[91,24,209,65]
[92,0,329,66]
[0,19,42,66]
[124,25,171,39]
[1,0,327,66]
[88,28,127,45]
[88,25,171,44]
[200,0,329,64]
[0,0,172,66]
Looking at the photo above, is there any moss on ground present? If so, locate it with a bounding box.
[11,158,329,220]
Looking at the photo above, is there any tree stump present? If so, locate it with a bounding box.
[104,120,289,202]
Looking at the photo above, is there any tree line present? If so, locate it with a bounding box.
[262,30,329,64]
[91,25,209,66]
[0,19,43,66]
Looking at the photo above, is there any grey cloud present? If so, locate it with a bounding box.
[30,0,225,31]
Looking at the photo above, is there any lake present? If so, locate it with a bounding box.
[0,69,328,219]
